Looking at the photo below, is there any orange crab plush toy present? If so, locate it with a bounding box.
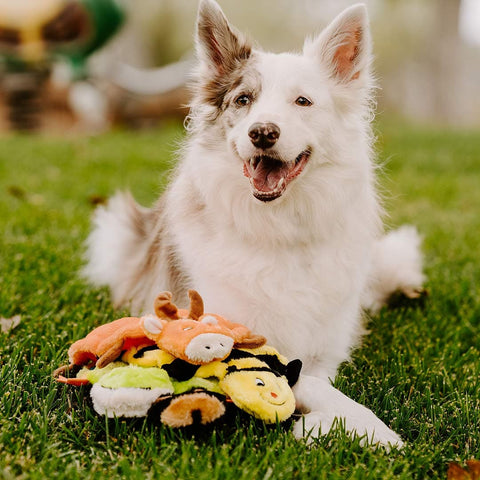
[65,290,267,371]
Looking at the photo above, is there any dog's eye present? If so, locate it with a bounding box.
[235,94,251,107]
[295,96,313,107]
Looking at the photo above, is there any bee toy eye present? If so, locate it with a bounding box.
[255,378,265,387]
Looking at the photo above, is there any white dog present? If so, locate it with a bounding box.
[84,0,424,447]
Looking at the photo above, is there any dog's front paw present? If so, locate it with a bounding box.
[292,411,333,441]
[293,411,404,450]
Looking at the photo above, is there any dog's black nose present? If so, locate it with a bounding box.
[248,122,281,149]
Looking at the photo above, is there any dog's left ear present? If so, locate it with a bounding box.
[196,0,251,77]
[304,4,372,85]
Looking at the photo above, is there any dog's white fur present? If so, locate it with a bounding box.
[84,0,424,447]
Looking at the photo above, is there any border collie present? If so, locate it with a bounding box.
[85,0,424,447]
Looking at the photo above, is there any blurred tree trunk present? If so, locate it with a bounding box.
[430,0,462,122]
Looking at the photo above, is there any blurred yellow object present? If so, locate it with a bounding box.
[0,0,64,61]
[0,0,63,28]
[19,29,45,62]
[0,0,124,71]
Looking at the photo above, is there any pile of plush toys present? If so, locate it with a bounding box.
[55,290,302,428]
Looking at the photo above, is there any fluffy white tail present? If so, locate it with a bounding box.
[83,192,152,308]
[363,226,425,313]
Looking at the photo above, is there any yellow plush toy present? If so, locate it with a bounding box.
[123,344,302,424]
[218,348,301,423]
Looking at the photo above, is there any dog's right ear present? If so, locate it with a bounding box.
[304,4,372,86]
[196,0,251,77]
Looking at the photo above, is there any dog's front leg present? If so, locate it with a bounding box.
[292,374,403,449]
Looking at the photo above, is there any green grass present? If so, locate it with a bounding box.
[1,120,479,479]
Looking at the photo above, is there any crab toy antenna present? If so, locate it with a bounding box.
[188,290,204,320]
[154,292,179,320]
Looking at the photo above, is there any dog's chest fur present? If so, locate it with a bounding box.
[163,139,379,378]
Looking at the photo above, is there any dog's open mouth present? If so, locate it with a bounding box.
[243,150,311,202]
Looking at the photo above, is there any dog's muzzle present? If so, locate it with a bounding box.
[243,150,311,202]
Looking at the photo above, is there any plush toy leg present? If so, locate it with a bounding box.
[53,364,90,385]
[160,392,226,427]
[292,374,403,449]
[97,339,124,368]
[91,384,170,417]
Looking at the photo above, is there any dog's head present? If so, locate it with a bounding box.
[191,0,373,203]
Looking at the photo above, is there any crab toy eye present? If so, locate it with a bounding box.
[255,378,265,387]
[142,315,163,335]
[183,326,193,331]
[295,96,312,107]
[200,315,218,325]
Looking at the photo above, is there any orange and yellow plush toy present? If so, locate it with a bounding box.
[55,291,302,428]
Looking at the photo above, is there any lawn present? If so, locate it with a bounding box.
[0,120,479,479]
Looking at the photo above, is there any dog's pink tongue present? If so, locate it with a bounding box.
[251,159,289,193]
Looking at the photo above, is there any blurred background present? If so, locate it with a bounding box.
[0,0,479,133]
